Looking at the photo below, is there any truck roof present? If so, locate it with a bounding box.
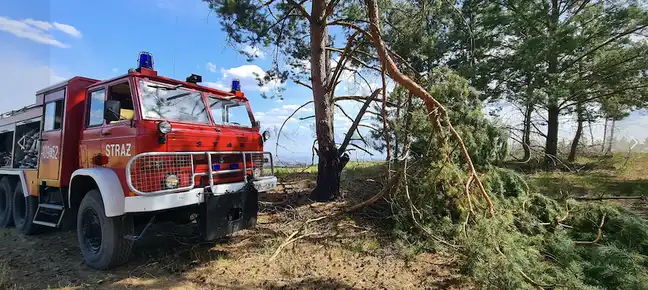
[36,76,100,95]
[90,70,247,101]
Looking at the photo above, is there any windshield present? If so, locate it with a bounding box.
[139,80,210,124]
[207,96,254,128]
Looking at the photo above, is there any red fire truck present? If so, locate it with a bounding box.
[0,52,276,269]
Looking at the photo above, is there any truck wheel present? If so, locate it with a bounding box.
[12,185,42,235]
[76,189,134,269]
[0,177,14,228]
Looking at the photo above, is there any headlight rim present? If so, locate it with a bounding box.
[164,173,180,189]
[158,121,173,135]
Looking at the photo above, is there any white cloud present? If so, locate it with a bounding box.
[241,45,265,59]
[52,22,82,38]
[112,68,119,73]
[201,81,228,91]
[0,51,67,113]
[23,19,52,30]
[203,64,283,93]
[282,104,302,110]
[0,17,82,48]
[206,62,217,73]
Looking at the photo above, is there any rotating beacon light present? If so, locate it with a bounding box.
[137,51,154,70]
[231,79,241,92]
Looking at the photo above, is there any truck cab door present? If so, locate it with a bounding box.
[101,81,137,170]
[80,88,106,168]
[38,89,65,181]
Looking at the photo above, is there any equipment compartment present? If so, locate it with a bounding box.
[13,120,40,169]
[0,128,13,168]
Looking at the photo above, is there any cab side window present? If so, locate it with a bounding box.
[43,100,64,131]
[86,89,105,127]
[107,82,134,123]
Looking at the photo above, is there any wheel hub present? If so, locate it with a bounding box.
[81,208,102,253]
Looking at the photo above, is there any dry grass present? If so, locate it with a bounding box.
[0,162,468,290]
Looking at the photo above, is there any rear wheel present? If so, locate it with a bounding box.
[0,177,14,228]
[76,189,134,269]
[13,185,42,235]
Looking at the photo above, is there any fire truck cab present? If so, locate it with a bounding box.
[0,52,276,269]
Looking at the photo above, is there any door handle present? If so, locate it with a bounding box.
[38,138,48,141]
[100,132,111,137]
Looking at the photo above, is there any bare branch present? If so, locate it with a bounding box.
[325,47,382,73]
[339,89,382,154]
[327,20,373,41]
[575,212,607,246]
[334,95,397,107]
[287,0,311,21]
[359,123,380,131]
[347,143,374,156]
[294,79,313,90]
[325,0,340,18]
[275,101,314,162]
[328,31,361,93]
[299,115,315,120]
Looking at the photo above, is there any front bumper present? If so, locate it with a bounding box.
[123,177,277,213]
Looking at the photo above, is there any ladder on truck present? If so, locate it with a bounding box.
[32,187,66,228]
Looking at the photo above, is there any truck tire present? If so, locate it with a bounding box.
[0,177,14,228]
[12,185,42,235]
[77,189,134,269]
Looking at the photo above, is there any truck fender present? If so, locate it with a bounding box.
[0,170,29,197]
[69,168,125,217]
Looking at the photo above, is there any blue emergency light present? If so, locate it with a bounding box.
[230,164,239,169]
[231,79,241,92]
[138,52,154,70]
[212,164,221,171]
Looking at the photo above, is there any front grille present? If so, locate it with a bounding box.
[128,154,194,194]
[249,152,273,178]
[126,151,274,195]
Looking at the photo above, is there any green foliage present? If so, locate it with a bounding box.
[389,159,648,289]
[372,68,508,168]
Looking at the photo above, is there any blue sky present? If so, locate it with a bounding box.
[0,0,387,164]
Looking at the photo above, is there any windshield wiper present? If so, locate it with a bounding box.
[166,92,193,101]
[147,84,184,90]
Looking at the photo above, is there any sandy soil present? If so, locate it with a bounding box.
[0,172,470,290]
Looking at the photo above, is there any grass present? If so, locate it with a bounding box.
[275,161,386,179]
[528,153,648,198]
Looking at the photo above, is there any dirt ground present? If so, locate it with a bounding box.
[0,170,470,290]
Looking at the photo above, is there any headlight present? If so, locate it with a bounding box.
[164,174,180,189]
[253,168,262,178]
[262,130,270,141]
[158,121,172,134]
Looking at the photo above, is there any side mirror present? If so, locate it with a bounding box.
[255,120,261,128]
[104,100,121,122]
[262,130,271,142]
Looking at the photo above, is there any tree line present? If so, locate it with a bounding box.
[206,0,648,200]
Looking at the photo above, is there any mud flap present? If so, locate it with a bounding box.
[199,185,259,241]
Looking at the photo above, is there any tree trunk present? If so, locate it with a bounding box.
[606,119,616,155]
[310,0,341,202]
[568,106,584,162]
[522,103,533,161]
[544,0,560,166]
[601,117,608,152]
[545,105,560,163]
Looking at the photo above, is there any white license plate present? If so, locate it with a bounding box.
[255,181,274,192]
